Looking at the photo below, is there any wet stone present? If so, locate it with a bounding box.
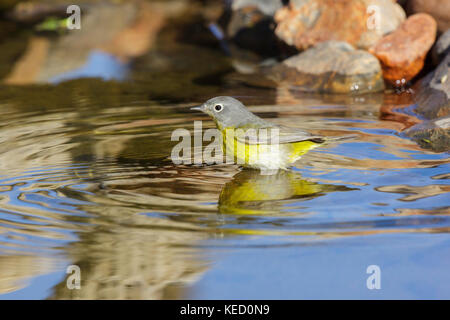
[414,53,450,120]
[369,13,437,84]
[267,41,384,93]
[404,116,450,152]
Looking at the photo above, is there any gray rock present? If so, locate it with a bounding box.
[404,116,450,152]
[433,29,450,64]
[414,54,450,119]
[267,41,385,93]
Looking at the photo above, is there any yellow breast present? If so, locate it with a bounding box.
[220,128,319,170]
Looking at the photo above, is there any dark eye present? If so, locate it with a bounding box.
[214,104,223,112]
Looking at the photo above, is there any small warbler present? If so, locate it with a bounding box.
[191,96,350,171]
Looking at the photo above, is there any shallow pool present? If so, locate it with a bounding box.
[0,82,448,299]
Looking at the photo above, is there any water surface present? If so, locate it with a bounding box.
[0,81,448,299]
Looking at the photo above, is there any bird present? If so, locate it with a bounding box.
[191,96,352,172]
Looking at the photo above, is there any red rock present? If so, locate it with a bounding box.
[369,13,437,85]
[407,0,450,33]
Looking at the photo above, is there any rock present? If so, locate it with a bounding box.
[359,0,407,48]
[405,53,449,151]
[369,13,437,85]
[403,51,449,152]
[407,0,450,33]
[432,29,450,64]
[275,0,366,50]
[368,0,406,34]
[231,0,283,16]
[274,0,405,51]
[267,41,384,93]
[414,54,450,119]
[404,116,450,152]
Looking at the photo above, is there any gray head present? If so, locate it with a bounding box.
[191,96,267,128]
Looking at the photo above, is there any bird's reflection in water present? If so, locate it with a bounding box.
[219,170,354,215]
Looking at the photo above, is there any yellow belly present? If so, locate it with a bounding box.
[221,128,319,170]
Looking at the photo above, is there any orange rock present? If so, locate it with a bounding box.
[369,13,437,85]
[274,0,406,50]
[274,0,367,50]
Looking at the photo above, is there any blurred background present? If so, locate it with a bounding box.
[0,0,448,299]
[0,0,448,149]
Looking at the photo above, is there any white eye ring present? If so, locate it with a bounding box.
[214,104,223,112]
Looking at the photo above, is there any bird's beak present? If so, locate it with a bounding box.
[190,104,205,112]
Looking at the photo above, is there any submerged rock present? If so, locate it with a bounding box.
[405,53,450,152]
[369,13,437,85]
[407,0,450,33]
[267,41,384,93]
[404,116,450,152]
[414,54,450,120]
[274,0,405,51]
